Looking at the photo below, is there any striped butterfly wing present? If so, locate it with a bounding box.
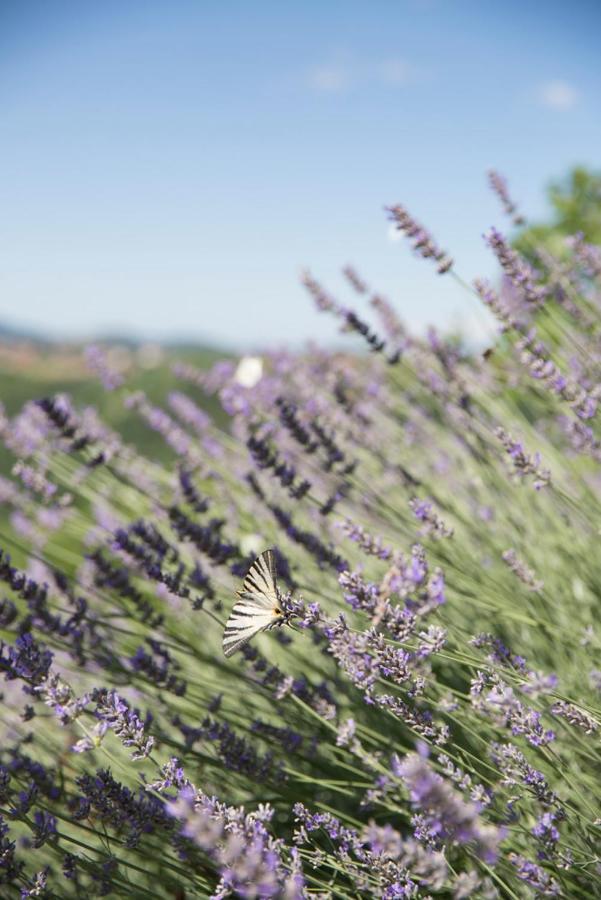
[223,549,282,657]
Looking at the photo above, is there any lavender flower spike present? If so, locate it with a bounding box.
[485,227,547,306]
[91,688,155,760]
[396,751,505,862]
[487,170,525,226]
[495,428,551,489]
[502,549,544,592]
[387,204,454,274]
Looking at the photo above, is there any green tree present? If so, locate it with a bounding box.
[514,166,601,257]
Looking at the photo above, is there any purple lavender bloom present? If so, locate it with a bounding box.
[0,815,22,884]
[75,768,170,848]
[495,428,551,489]
[166,785,224,849]
[91,689,155,760]
[521,670,559,697]
[339,519,392,559]
[470,633,527,671]
[474,277,522,332]
[31,810,57,848]
[301,270,345,314]
[551,701,598,734]
[268,503,348,572]
[0,633,53,691]
[487,170,525,226]
[147,757,189,793]
[426,570,446,607]
[129,642,187,697]
[471,673,555,747]
[342,264,368,294]
[532,812,560,856]
[62,853,77,880]
[396,752,505,862]
[197,717,284,782]
[408,549,427,586]
[485,228,547,306]
[502,549,544,592]
[0,400,51,458]
[34,672,90,725]
[0,767,11,804]
[12,462,57,501]
[10,782,39,818]
[20,868,49,899]
[510,854,560,895]
[126,392,200,461]
[491,742,558,807]
[168,391,211,432]
[298,601,322,628]
[169,787,298,897]
[293,803,364,855]
[339,570,379,613]
[84,344,125,390]
[387,205,453,274]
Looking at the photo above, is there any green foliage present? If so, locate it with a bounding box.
[514,166,601,257]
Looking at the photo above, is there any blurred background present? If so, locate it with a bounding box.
[1,0,600,425]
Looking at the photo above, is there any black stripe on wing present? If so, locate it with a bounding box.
[222,619,272,657]
[242,548,279,603]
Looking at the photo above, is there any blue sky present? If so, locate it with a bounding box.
[1,0,600,348]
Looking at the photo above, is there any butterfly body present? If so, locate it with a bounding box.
[222,549,294,657]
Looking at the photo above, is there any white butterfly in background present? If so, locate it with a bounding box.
[223,548,296,657]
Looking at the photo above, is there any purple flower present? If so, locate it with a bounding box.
[167,391,211,433]
[10,782,39,818]
[20,868,49,898]
[487,170,525,226]
[471,673,555,747]
[74,768,170,848]
[502,549,544,592]
[470,633,527,671]
[532,812,560,856]
[31,810,57,848]
[386,205,453,274]
[551,701,598,734]
[168,787,299,897]
[409,498,453,538]
[84,344,125,390]
[495,428,551,489]
[338,519,393,559]
[166,786,224,849]
[129,642,187,697]
[34,672,90,724]
[12,462,57,501]
[91,689,155,760]
[491,742,558,807]
[0,633,53,690]
[396,752,505,862]
[510,853,560,895]
[485,228,547,306]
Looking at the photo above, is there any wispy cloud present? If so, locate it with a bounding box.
[377,59,413,86]
[307,56,418,93]
[537,80,579,110]
[307,63,351,94]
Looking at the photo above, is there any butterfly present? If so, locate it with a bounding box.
[223,548,295,657]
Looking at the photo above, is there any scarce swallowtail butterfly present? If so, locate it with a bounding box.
[223,548,294,657]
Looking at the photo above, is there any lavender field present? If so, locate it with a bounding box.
[1,172,601,898]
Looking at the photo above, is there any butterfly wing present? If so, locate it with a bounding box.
[241,548,280,606]
[223,549,282,657]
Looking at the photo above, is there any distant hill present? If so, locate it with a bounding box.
[0,321,53,344]
[0,320,227,354]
